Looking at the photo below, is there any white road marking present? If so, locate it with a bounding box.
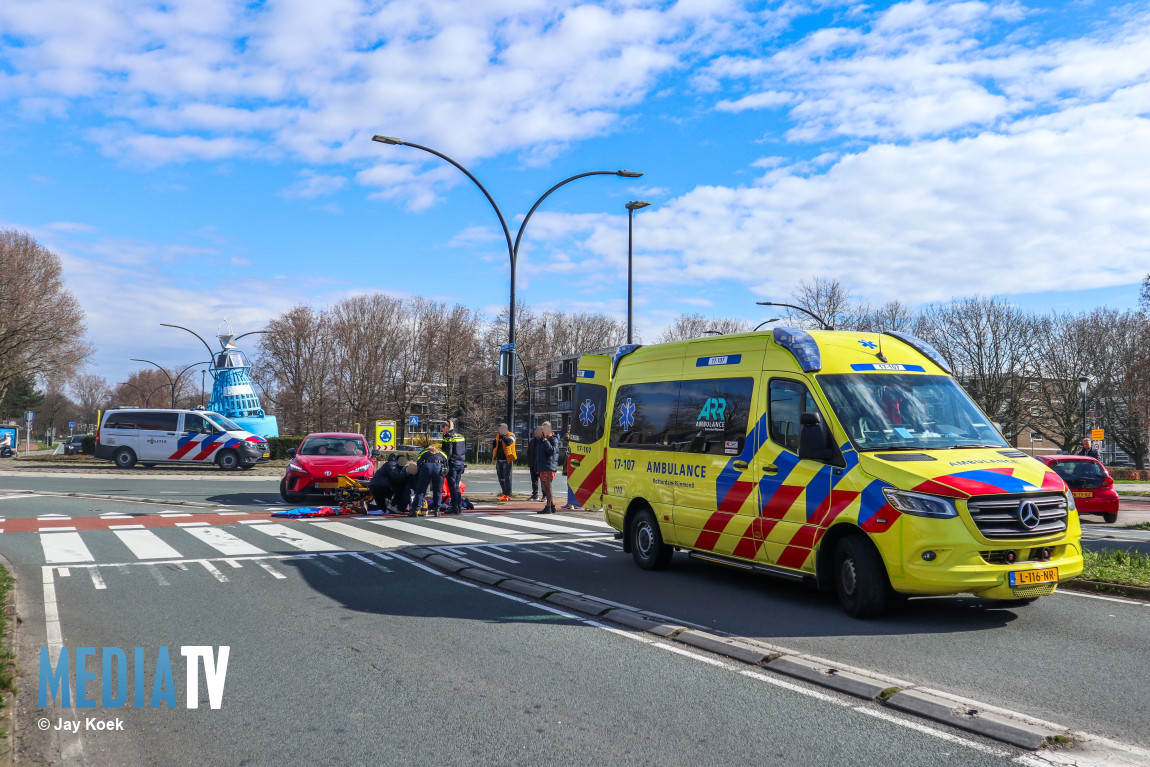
[312,521,408,549]
[199,560,229,582]
[300,554,340,575]
[430,516,545,540]
[113,529,184,560]
[852,706,1011,757]
[146,565,170,586]
[184,527,266,556]
[255,560,287,579]
[372,519,483,544]
[465,546,520,564]
[37,514,71,520]
[88,567,106,590]
[476,515,601,535]
[56,567,70,577]
[0,494,34,501]
[1057,590,1147,607]
[217,511,249,516]
[245,523,343,552]
[546,515,614,529]
[158,512,192,517]
[350,552,392,573]
[39,526,76,532]
[175,521,210,527]
[40,532,95,563]
[108,523,146,529]
[561,543,606,558]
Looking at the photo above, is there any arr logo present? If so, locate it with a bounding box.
[697,398,727,421]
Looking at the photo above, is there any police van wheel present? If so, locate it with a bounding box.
[216,450,240,471]
[835,536,889,619]
[631,509,673,570]
[113,448,136,469]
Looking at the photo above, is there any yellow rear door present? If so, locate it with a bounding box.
[566,354,612,511]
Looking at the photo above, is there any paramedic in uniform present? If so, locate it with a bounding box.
[440,420,466,515]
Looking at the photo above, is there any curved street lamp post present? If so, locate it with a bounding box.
[755,301,834,330]
[116,381,167,408]
[372,134,641,435]
[130,358,212,409]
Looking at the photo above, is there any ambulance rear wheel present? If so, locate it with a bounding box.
[631,508,672,570]
[216,449,240,471]
[834,535,889,619]
[113,447,136,469]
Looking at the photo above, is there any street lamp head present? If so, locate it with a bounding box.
[626,200,651,210]
[616,170,643,178]
[371,135,404,145]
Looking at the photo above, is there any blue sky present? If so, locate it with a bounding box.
[2,0,1149,381]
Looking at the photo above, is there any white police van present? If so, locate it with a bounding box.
[95,408,269,470]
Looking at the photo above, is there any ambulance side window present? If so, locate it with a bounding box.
[670,377,755,455]
[610,381,680,449]
[769,380,821,454]
[570,383,608,444]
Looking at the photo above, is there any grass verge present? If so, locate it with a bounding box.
[0,564,16,739]
[1081,548,1150,588]
[1123,522,1150,531]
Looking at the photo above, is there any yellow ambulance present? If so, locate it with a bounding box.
[567,328,1082,618]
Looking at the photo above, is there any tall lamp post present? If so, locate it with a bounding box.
[1078,375,1089,440]
[625,201,650,344]
[371,134,641,435]
[116,381,166,408]
[131,358,211,409]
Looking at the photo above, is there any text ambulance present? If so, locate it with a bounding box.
[567,329,1082,618]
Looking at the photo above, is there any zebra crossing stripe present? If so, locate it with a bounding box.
[431,517,546,540]
[183,527,266,556]
[245,523,343,552]
[374,520,483,544]
[476,515,600,536]
[548,515,614,530]
[40,532,95,564]
[311,522,408,549]
[113,529,182,560]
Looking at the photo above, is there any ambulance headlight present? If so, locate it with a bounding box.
[1065,491,1076,512]
[881,488,957,519]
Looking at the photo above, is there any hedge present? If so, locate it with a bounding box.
[266,436,304,459]
[1108,467,1150,481]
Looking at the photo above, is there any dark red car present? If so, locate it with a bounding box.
[280,432,373,503]
[1036,454,1119,523]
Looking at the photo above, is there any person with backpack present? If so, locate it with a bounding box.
[492,423,516,500]
[534,421,560,514]
[526,427,542,501]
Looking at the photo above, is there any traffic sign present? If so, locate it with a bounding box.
[1091,428,1105,442]
[23,410,33,425]
[375,420,396,451]
[68,421,76,430]
[408,415,419,427]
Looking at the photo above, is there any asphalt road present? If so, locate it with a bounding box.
[1,475,1147,765]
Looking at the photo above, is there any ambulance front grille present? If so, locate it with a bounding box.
[965,493,1068,539]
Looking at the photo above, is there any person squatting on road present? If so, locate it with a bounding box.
[440,420,466,515]
[396,454,418,514]
[1077,438,1102,461]
[534,421,560,514]
[414,443,446,515]
[492,423,516,500]
[527,427,542,501]
[368,450,398,512]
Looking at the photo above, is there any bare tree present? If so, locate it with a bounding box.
[69,374,111,429]
[0,230,93,402]
[789,277,871,330]
[1090,309,1150,468]
[915,297,1035,443]
[1028,312,1096,452]
[656,313,751,343]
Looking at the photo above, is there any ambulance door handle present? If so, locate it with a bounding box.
[763,464,779,475]
[732,461,748,471]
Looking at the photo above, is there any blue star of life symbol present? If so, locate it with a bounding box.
[579,398,596,427]
[619,398,636,431]
[859,340,878,349]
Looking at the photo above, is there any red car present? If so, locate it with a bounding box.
[1036,454,1119,524]
[280,432,373,503]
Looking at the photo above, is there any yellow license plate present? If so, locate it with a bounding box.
[1072,491,1092,498]
[263,452,270,458]
[1009,567,1058,587]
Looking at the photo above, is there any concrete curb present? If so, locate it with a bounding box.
[767,656,892,700]
[416,547,1076,752]
[886,689,1056,750]
[673,630,775,666]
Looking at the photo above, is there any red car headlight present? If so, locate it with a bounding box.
[287,461,307,475]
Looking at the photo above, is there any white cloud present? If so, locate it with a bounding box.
[280,171,348,199]
[45,221,97,233]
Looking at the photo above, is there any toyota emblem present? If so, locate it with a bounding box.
[324,470,332,477]
[1017,500,1041,529]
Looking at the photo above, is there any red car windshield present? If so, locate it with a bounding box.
[1048,459,1105,489]
[298,437,365,457]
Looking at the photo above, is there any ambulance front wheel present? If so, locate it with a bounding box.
[834,535,889,619]
[631,508,673,570]
[113,447,136,469]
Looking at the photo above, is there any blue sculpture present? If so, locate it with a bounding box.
[208,320,279,439]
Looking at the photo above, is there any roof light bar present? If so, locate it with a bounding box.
[885,331,952,374]
[773,327,821,373]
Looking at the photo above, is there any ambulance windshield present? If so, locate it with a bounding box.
[818,373,1008,451]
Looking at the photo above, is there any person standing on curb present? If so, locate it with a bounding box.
[527,427,542,501]
[440,419,466,515]
[534,421,560,514]
[492,423,516,500]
